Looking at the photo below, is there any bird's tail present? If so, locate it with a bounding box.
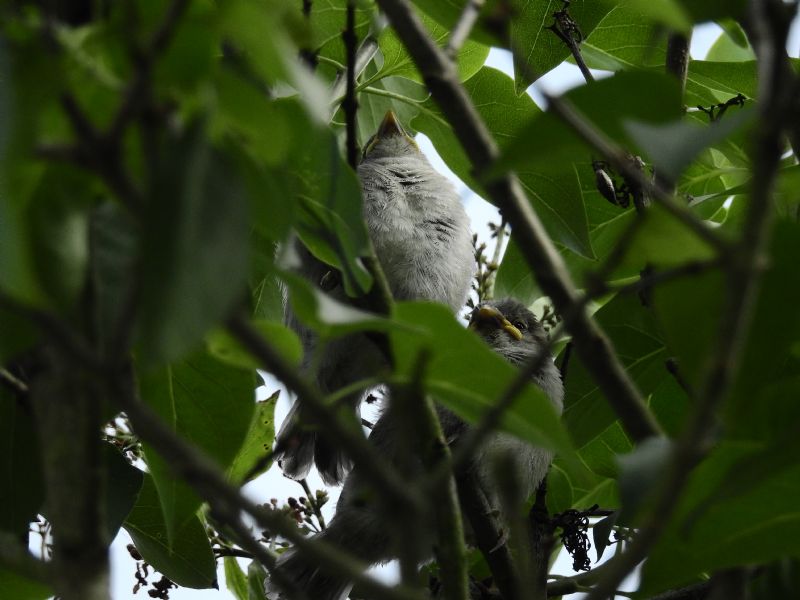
[275,398,358,486]
[274,400,315,482]
[266,535,353,600]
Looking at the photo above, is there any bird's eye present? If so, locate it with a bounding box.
[513,320,527,331]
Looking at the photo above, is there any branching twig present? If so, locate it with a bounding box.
[343,1,359,168]
[445,0,485,59]
[547,0,593,83]
[374,0,663,444]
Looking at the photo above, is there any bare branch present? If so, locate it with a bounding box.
[666,32,692,96]
[445,0,485,59]
[344,1,359,168]
[374,0,662,443]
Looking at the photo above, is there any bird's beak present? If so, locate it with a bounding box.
[375,111,420,151]
[469,306,523,341]
[377,111,405,137]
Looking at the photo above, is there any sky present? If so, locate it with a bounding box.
[100,18,800,600]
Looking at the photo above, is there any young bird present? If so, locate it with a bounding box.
[269,298,564,600]
[277,112,475,485]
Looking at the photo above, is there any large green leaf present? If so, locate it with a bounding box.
[0,569,50,600]
[413,66,593,257]
[123,476,217,589]
[389,302,573,457]
[640,447,800,594]
[138,126,250,363]
[563,292,668,447]
[224,556,249,600]
[0,388,44,535]
[511,0,614,91]
[227,390,280,485]
[102,444,144,540]
[137,351,255,544]
[579,2,669,71]
[377,9,488,84]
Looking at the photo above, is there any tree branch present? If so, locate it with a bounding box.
[445,0,485,59]
[584,1,793,597]
[374,0,662,443]
[343,1,359,168]
[666,32,692,96]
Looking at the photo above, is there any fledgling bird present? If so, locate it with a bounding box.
[269,298,565,600]
[276,112,476,486]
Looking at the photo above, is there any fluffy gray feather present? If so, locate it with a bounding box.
[276,113,475,485]
[268,299,564,600]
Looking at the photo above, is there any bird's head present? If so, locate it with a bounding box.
[361,111,421,161]
[468,298,549,366]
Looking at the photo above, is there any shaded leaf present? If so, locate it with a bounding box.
[139,126,250,363]
[102,444,144,540]
[0,388,43,535]
[137,351,255,544]
[593,511,618,562]
[123,476,217,589]
[0,569,51,600]
[227,391,280,485]
[224,556,249,600]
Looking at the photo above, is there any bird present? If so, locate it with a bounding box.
[276,111,476,486]
[268,298,565,600]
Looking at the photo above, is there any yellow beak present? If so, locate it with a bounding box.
[469,305,523,341]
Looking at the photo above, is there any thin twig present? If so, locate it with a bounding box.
[547,1,593,83]
[445,0,485,59]
[299,478,327,530]
[374,0,662,443]
[0,367,29,395]
[330,34,381,113]
[343,1,359,168]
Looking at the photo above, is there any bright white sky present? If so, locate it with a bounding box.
[102,20,800,600]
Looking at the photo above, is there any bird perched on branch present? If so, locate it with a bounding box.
[276,111,475,485]
[269,298,565,600]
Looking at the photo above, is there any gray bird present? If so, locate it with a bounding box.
[269,298,565,600]
[277,112,475,485]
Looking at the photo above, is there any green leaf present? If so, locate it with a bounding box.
[123,476,217,589]
[413,67,593,257]
[207,322,302,370]
[652,269,724,389]
[546,464,574,514]
[102,444,144,540]
[89,202,138,354]
[137,350,255,544]
[224,557,249,600]
[563,292,668,447]
[139,126,250,363]
[356,75,429,148]
[495,71,683,180]
[611,0,691,33]
[706,23,755,62]
[389,302,573,457]
[625,107,755,183]
[0,388,44,535]
[673,0,747,22]
[593,511,618,561]
[377,9,488,83]
[727,221,800,423]
[227,391,280,485]
[579,3,668,72]
[511,0,614,91]
[247,561,268,600]
[640,447,800,595]
[616,437,671,523]
[0,569,50,600]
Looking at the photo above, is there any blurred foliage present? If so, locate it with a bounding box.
[0,0,798,598]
